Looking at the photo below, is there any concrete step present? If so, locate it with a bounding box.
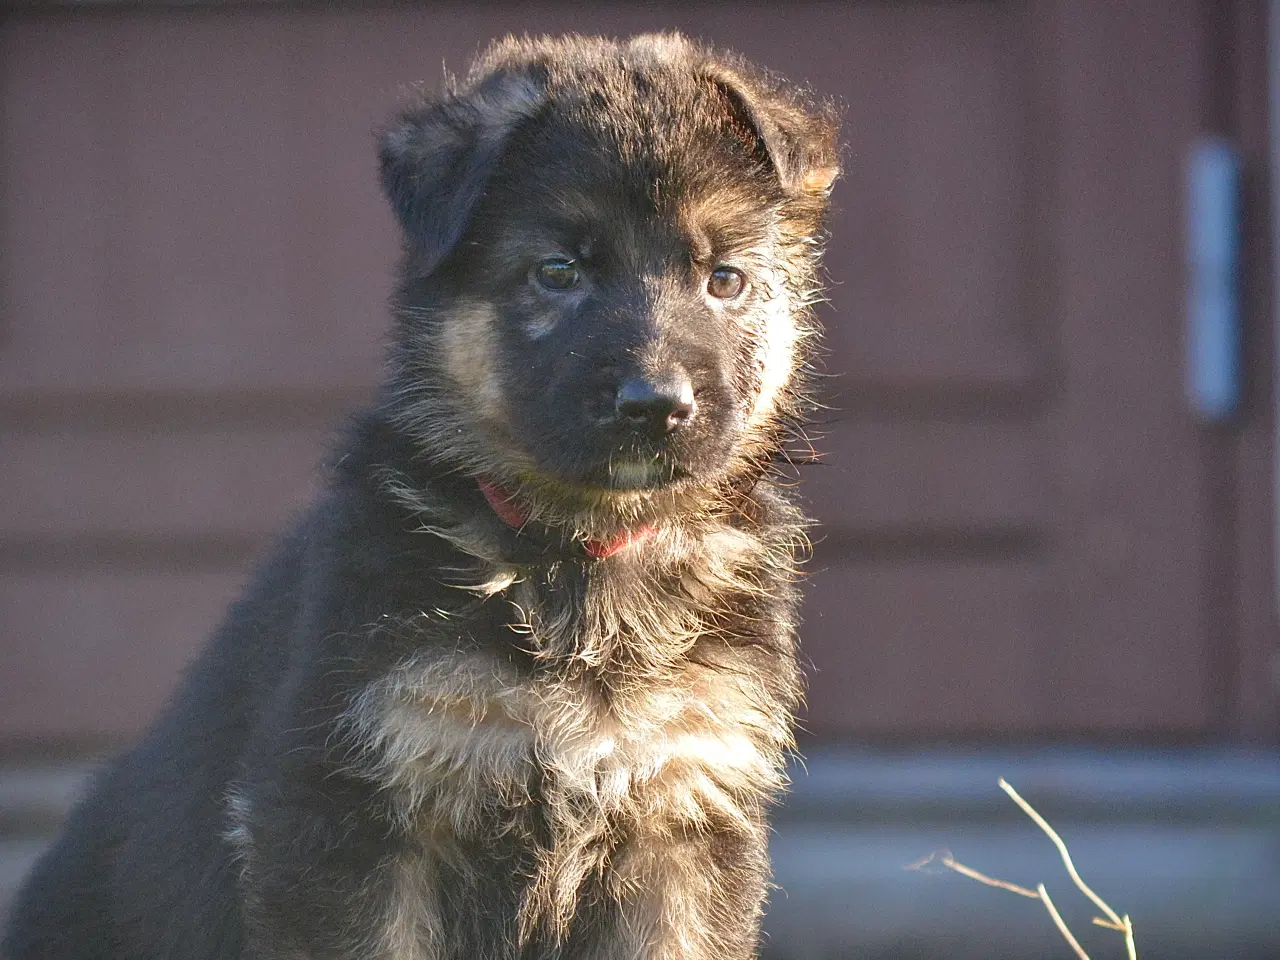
[764,747,1280,960]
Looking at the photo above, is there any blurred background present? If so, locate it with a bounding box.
[2,1,1279,957]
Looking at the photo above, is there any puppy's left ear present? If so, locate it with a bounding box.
[701,62,840,200]
[379,68,544,273]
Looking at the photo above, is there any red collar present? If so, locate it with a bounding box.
[477,479,655,559]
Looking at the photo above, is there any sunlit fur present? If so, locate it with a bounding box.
[2,33,836,960]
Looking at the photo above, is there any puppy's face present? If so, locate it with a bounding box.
[441,115,788,495]
[382,35,837,524]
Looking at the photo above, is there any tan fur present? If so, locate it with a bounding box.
[387,300,545,498]
[744,266,806,433]
[437,301,508,434]
[343,646,538,835]
[606,838,761,960]
[375,851,445,960]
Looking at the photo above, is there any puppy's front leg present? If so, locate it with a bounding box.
[233,781,435,960]
[594,826,772,960]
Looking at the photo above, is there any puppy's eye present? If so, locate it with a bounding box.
[707,266,746,299]
[535,259,580,291]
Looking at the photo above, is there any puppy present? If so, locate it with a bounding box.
[4,33,838,960]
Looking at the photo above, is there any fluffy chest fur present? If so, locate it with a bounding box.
[344,516,802,944]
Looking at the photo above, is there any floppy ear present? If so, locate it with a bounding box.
[379,69,544,273]
[701,61,840,200]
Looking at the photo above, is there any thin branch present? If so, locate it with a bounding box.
[910,780,1138,960]
[941,856,1039,899]
[906,851,1039,898]
[998,778,1136,960]
[1122,915,1138,960]
[1038,883,1092,960]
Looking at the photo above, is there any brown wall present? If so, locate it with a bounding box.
[1,0,1276,746]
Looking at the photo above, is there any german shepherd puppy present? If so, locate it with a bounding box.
[4,33,837,960]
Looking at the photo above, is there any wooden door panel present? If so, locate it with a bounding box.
[801,562,1046,735]
[804,417,1046,534]
[1043,0,1213,733]
[816,18,1033,388]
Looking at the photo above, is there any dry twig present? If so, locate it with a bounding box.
[906,779,1137,960]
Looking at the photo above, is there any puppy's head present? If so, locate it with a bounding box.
[381,34,837,534]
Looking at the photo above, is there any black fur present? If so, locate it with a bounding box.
[5,34,837,960]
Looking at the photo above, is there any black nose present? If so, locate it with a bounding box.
[615,375,696,434]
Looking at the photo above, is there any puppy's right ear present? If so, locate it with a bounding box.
[379,69,543,273]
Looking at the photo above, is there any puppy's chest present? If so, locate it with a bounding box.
[375,659,778,828]
[530,673,780,829]
[361,606,785,839]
